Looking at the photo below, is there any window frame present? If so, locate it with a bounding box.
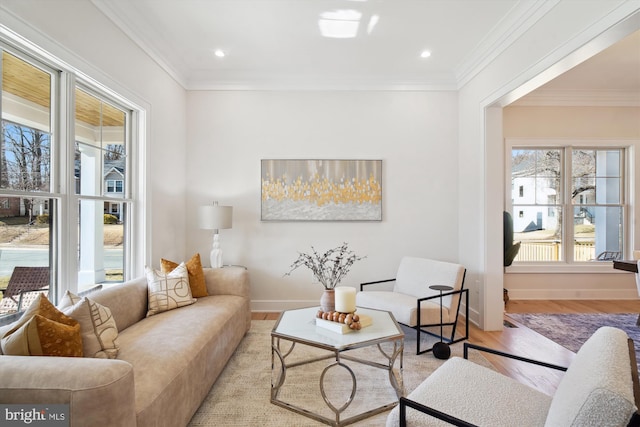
[0,35,144,307]
[73,82,133,290]
[505,138,635,274]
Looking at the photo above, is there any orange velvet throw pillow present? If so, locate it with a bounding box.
[161,253,208,298]
[1,294,83,357]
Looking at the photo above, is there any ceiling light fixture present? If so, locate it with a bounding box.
[319,9,362,39]
[420,50,432,58]
[213,49,226,58]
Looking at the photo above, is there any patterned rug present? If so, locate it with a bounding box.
[188,320,490,426]
[508,313,640,367]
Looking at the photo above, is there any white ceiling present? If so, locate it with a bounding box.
[92,0,640,101]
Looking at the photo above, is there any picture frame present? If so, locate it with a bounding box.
[261,159,382,221]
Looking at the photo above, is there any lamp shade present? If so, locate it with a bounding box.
[198,205,233,230]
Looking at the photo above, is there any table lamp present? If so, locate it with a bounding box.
[198,201,233,268]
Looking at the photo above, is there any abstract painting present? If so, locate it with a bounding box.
[261,159,382,221]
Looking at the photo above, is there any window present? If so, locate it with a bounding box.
[0,51,55,313]
[75,87,129,288]
[509,143,628,265]
[106,179,123,193]
[0,38,140,317]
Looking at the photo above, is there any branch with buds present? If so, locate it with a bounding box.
[285,242,365,289]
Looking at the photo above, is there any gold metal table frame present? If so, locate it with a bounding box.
[270,306,405,426]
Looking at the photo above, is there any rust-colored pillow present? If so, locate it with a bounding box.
[1,294,83,357]
[161,253,208,298]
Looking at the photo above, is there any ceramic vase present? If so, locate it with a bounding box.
[320,289,335,312]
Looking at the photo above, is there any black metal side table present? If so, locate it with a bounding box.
[429,284,453,360]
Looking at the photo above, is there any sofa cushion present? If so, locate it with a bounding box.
[146,263,196,317]
[89,277,148,332]
[116,293,249,427]
[58,291,120,359]
[1,294,82,357]
[544,326,637,427]
[161,253,208,298]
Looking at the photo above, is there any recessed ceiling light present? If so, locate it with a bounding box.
[213,49,226,58]
[420,50,431,58]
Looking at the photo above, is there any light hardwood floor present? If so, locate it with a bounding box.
[253,299,640,396]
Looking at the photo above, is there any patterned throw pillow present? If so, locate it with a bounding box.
[161,253,208,298]
[1,294,83,357]
[146,262,196,317]
[58,291,119,359]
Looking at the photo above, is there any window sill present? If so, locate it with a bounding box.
[505,262,627,274]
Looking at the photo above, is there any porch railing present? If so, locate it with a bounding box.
[516,241,595,262]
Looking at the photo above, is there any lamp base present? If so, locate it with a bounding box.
[432,342,451,360]
[210,233,223,268]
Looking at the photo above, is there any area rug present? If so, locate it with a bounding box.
[508,313,640,365]
[188,320,490,426]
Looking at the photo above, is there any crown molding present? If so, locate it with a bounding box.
[187,75,459,92]
[512,90,640,107]
[455,0,560,89]
[91,0,188,89]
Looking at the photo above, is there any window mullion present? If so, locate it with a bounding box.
[563,147,573,263]
[60,71,77,297]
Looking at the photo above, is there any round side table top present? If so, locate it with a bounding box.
[429,285,453,292]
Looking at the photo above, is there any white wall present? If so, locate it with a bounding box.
[186,91,460,310]
[0,0,189,272]
[459,1,639,330]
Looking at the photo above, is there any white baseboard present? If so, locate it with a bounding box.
[506,288,640,300]
[465,304,481,327]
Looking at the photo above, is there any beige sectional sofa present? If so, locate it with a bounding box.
[0,266,251,427]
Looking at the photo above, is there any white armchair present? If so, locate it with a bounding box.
[389,327,639,427]
[356,257,468,355]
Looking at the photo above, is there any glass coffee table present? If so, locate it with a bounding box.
[271,306,404,426]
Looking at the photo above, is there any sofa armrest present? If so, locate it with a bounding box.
[399,397,478,427]
[203,267,250,299]
[0,356,136,427]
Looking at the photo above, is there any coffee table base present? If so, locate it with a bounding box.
[271,338,404,427]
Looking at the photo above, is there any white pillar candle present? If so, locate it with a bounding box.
[334,287,356,313]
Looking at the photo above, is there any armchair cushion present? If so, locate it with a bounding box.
[394,257,465,310]
[386,357,552,427]
[355,291,450,326]
[357,257,465,325]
